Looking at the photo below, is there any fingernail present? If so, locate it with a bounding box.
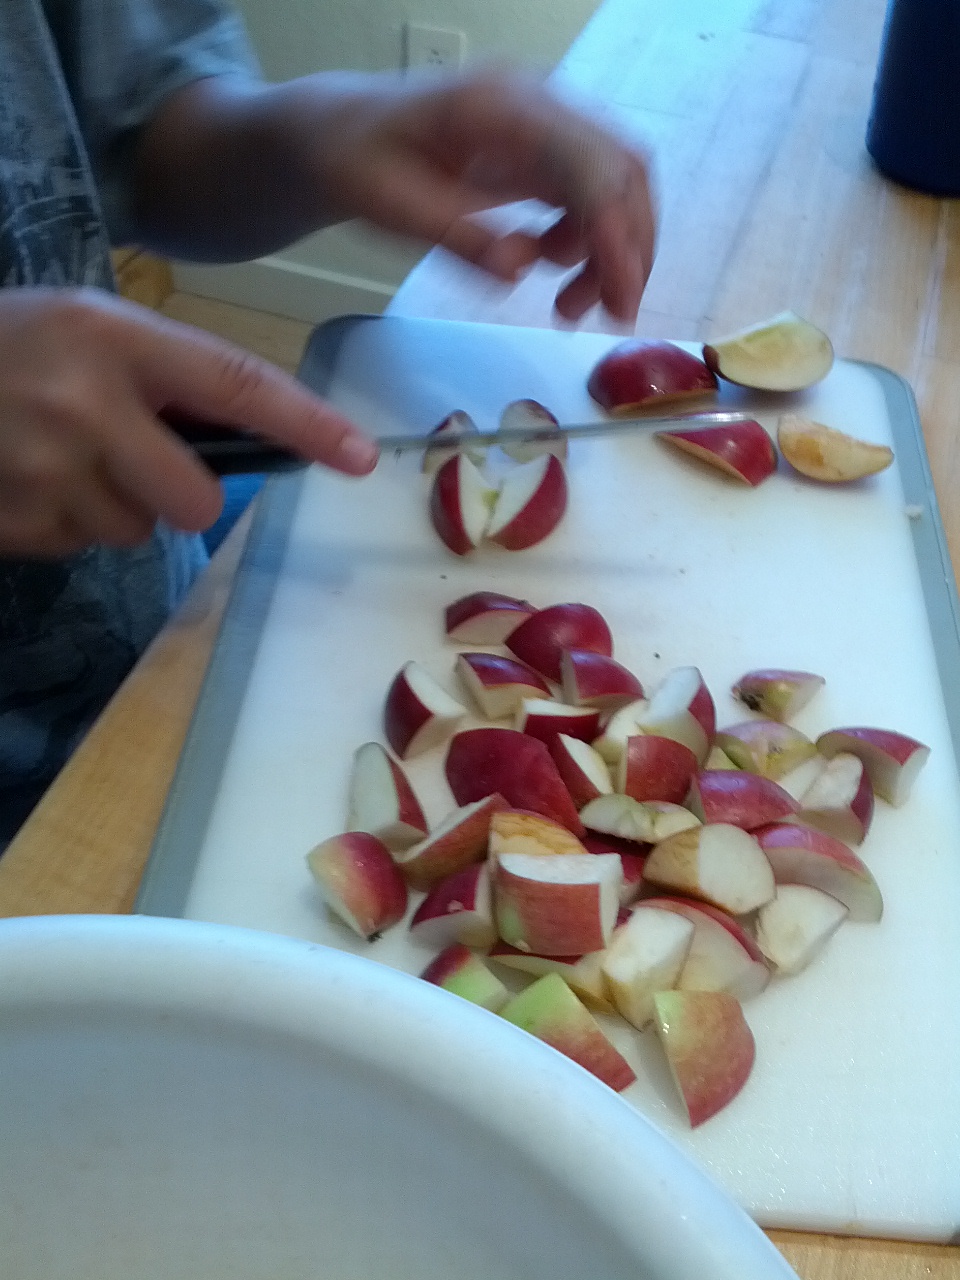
[338,432,380,474]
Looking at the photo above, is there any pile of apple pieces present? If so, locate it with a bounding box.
[425,400,570,555]
[306,589,930,1129]
[587,312,893,486]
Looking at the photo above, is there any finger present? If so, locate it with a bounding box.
[537,213,589,268]
[69,476,159,549]
[554,260,603,322]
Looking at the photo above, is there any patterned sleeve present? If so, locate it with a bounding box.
[46,0,261,243]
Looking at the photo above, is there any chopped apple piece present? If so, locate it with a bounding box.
[635,666,716,764]
[516,698,601,745]
[581,793,700,844]
[714,719,817,780]
[346,741,427,849]
[485,454,568,550]
[592,697,649,765]
[409,863,496,949]
[549,734,614,808]
[582,834,647,905]
[394,794,506,891]
[703,311,833,391]
[705,745,739,770]
[777,415,894,482]
[306,832,408,940]
[444,591,536,644]
[753,823,883,922]
[601,906,695,1030]
[429,453,494,555]
[644,897,770,1000]
[687,769,799,830]
[755,885,849,975]
[617,734,699,804]
[445,727,584,834]
[506,602,613,682]
[656,420,777,487]
[420,943,509,1011]
[797,752,874,844]
[560,649,644,712]
[494,852,622,956]
[498,398,568,462]
[587,339,718,413]
[421,410,485,475]
[488,808,588,860]
[489,939,616,1013]
[456,651,550,718]
[653,990,755,1126]
[815,726,930,806]
[731,668,825,722]
[384,661,467,759]
[643,824,775,915]
[500,974,636,1092]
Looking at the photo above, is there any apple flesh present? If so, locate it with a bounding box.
[777,415,894,482]
[517,698,601,745]
[306,832,408,940]
[656,420,777,487]
[500,973,636,1092]
[445,727,585,835]
[429,453,494,555]
[687,769,799,830]
[582,833,647,905]
[456,651,550,718]
[580,793,700,844]
[498,398,568,462]
[485,454,568,551]
[549,734,613,808]
[493,852,622,955]
[731,668,825,722]
[653,990,755,1127]
[409,863,496,949]
[601,906,695,1030]
[592,697,649,765]
[384,661,467,759]
[753,822,883,922]
[420,943,509,1012]
[617,734,699,805]
[444,591,536,644]
[815,726,930,806]
[560,650,644,712]
[346,741,428,849]
[755,885,849,976]
[703,311,834,391]
[643,897,770,1000]
[635,666,716,764]
[489,939,617,1013]
[714,719,817,780]
[506,602,613,683]
[797,752,874,844]
[394,793,506,891]
[587,339,718,413]
[643,823,776,915]
[421,410,486,475]
[488,808,588,860]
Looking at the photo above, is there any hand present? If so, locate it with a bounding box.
[0,288,378,558]
[280,69,657,323]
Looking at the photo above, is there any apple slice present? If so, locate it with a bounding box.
[456,652,550,718]
[506,602,613,683]
[580,793,700,844]
[444,591,536,644]
[635,667,716,764]
[755,885,849,975]
[517,697,601,745]
[421,410,486,475]
[617,734,699,804]
[498,398,568,462]
[560,650,644,712]
[797,752,874,844]
[592,697,650,765]
[485,454,568,551]
[687,769,799,830]
[446,727,585,835]
[753,823,883,921]
[656,420,777,487]
[601,906,695,1030]
[394,793,507,891]
[500,974,636,1092]
[494,852,622,955]
[703,311,833,391]
[587,339,718,413]
[488,808,588,860]
[384,661,467,759]
[420,944,509,1011]
[582,833,647,905]
[489,939,616,1013]
[731,668,825,722]
[713,719,817,780]
[775,753,827,803]
[346,741,428,849]
[306,832,408,940]
[705,745,738,770]
[549,734,613,808]
[409,863,496,949]
[815,726,930,806]
[777,415,894,482]
[653,990,755,1127]
[429,453,494,555]
[643,824,775,915]
[643,897,770,1000]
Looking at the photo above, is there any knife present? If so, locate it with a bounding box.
[164,409,755,476]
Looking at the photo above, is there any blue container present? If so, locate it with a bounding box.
[866,0,960,195]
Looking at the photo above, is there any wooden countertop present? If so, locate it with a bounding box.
[2,0,959,1275]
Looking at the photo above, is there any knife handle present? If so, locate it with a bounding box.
[161,412,307,477]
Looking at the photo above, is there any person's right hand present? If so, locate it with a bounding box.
[0,287,379,558]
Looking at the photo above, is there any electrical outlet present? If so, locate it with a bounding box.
[404,22,467,70]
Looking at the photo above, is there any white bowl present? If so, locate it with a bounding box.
[0,915,797,1280]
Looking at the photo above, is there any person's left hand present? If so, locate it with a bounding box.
[277,68,657,324]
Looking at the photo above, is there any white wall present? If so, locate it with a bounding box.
[173,0,602,321]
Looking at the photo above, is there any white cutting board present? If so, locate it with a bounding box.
[160,318,960,1241]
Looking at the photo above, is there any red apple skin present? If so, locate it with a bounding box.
[444,591,536,644]
[548,736,612,809]
[494,852,621,955]
[687,769,800,830]
[383,662,464,760]
[583,834,647,904]
[619,734,699,804]
[561,650,644,711]
[457,652,551,717]
[429,454,487,556]
[487,454,568,551]
[752,822,883,921]
[420,943,508,1011]
[396,793,507,891]
[445,727,585,835]
[653,990,755,1127]
[409,863,496,949]
[518,700,602,746]
[506,603,613,682]
[816,726,930,806]
[588,340,718,413]
[656,420,777,486]
[306,832,409,940]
